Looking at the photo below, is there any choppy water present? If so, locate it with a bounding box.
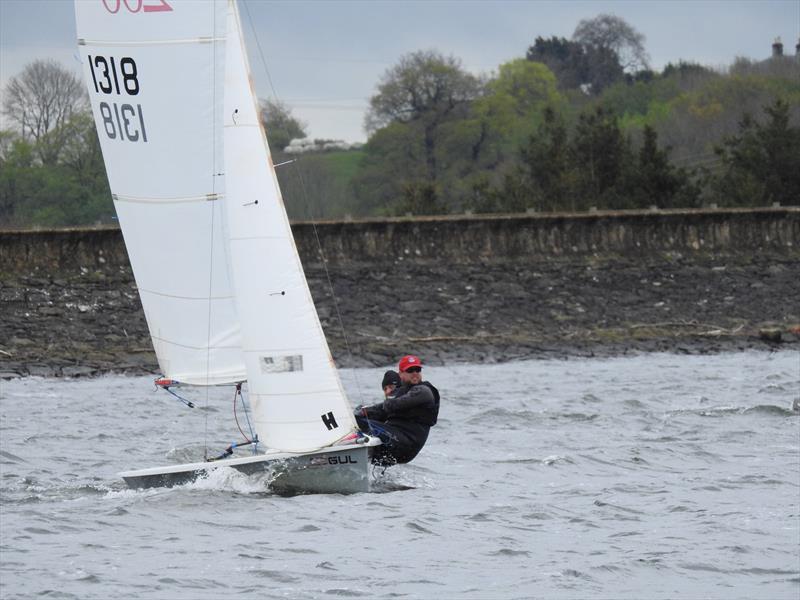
[1,351,798,599]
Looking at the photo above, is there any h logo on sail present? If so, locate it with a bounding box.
[321,411,338,430]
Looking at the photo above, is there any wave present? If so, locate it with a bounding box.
[2,474,114,505]
[467,407,598,425]
[493,455,574,466]
[667,404,798,417]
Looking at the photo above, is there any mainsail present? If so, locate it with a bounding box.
[77,0,357,453]
[75,0,244,385]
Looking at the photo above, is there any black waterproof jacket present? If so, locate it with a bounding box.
[357,381,440,464]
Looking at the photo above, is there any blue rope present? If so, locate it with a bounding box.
[367,421,387,436]
[238,386,258,454]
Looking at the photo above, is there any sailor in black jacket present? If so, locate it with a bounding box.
[355,355,440,465]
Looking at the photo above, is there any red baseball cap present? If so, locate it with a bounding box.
[398,355,422,372]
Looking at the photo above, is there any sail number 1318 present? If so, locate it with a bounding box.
[88,55,148,143]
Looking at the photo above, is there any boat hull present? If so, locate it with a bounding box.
[119,440,380,495]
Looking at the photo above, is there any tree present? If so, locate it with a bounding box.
[365,50,482,133]
[463,59,563,164]
[260,99,307,155]
[629,125,696,208]
[710,99,800,206]
[521,107,573,211]
[365,50,482,187]
[57,112,107,191]
[350,121,426,216]
[0,108,112,228]
[526,35,623,93]
[572,14,650,74]
[395,180,444,216]
[487,59,561,117]
[526,37,579,84]
[0,131,29,225]
[570,106,629,208]
[1,60,88,165]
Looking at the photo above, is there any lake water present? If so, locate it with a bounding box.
[1,351,798,599]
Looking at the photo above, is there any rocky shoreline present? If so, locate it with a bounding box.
[1,250,798,379]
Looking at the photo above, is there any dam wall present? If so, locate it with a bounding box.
[1,207,798,275]
[1,207,798,377]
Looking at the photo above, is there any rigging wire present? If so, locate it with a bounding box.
[292,158,367,409]
[202,2,222,461]
[233,383,257,449]
[241,0,280,102]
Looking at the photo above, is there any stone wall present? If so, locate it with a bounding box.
[294,207,799,266]
[0,208,797,275]
[1,207,798,377]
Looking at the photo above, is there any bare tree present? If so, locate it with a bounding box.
[365,50,483,182]
[2,60,88,164]
[573,14,650,73]
[365,50,483,133]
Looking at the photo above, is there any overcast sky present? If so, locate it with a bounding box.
[1,0,798,142]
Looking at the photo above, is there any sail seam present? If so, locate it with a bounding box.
[113,193,221,204]
[228,235,285,241]
[252,390,340,397]
[150,335,240,351]
[243,347,317,352]
[78,37,223,47]
[139,289,234,300]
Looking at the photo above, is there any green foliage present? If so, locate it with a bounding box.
[260,99,307,155]
[365,50,481,133]
[278,150,365,220]
[708,99,800,206]
[5,35,799,229]
[488,60,562,115]
[350,122,426,216]
[490,105,698,212]
[570,106,629,207]
[353,57,566,216]
[526,35,623,94]
[0,119,112,228]
[519,107,572,211]
[395,180,444,216]
[628,125,698,208]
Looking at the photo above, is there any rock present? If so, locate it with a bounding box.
[1,249,799,378]
[27,365,59,377]
[62,366,98,378]
[758,328,784,343]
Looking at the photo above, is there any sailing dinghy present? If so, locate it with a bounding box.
[75,0,380,494]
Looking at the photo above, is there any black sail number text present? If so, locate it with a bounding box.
[89,56,147,143]
[99,102,148,142]
[89,56,139,96]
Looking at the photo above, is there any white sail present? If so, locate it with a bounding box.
[222,1,357,451]
[75,0,245,385]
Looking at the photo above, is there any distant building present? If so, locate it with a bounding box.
[770,36,800,63]
[772,37,783,57]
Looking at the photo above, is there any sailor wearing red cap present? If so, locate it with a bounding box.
[354,355,440,465]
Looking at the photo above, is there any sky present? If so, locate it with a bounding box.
[1,0,798,143]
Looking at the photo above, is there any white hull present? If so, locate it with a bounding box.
[120,438,382,495]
